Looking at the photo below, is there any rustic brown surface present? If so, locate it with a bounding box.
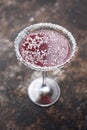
[0,0,87,130]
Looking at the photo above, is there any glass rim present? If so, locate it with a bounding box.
[14,23,77,71]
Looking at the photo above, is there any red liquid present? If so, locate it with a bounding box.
[19,30,71,67]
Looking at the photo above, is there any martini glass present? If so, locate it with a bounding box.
[14,23,77,107]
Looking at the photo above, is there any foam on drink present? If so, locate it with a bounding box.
[19,30,71,67]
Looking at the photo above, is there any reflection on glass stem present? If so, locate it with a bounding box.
[42,71,47,86]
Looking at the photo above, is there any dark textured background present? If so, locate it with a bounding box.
[0,0,87,130]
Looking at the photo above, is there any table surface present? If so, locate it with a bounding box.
[0,0,87,130]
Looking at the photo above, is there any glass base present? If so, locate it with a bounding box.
[28,78,60,107]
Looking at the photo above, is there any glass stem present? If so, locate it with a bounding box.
[42,71,47,86]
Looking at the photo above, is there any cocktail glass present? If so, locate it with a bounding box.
[14,23,77,107]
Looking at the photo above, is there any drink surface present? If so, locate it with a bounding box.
[19,30,71,68]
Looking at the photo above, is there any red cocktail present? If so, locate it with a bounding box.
[19,30,71,69]
[14,23,77,107]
